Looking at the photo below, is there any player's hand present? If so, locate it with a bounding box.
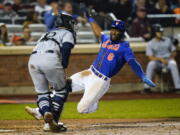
[142,76,156,87]
[160,58,168,65]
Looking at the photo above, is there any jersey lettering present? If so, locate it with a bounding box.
[44,32,56,39]
[40,31,60,45]
[107,44,120,51]
[113,44,120,51]
[102,41,120,51]
[102,40,110,48]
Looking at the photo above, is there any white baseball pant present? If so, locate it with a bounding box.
[70,66,111,113]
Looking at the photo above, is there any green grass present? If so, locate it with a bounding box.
[0,98,180,120]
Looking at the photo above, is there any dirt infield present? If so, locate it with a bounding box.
[0,119,180,135]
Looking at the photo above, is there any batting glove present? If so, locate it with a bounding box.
[142,76,156,87]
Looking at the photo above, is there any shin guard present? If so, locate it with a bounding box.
[52,87,69,122]
[37,92,51,116]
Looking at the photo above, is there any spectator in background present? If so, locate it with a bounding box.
[0,1,17,18]
[96,0,111,13]
[11,26,34,45]
[132,0,147,15]
[44,1,61,31]
[62,1,73,14]
[170,0,180,9]
[11,35,24,46]
[129,7,152,41]
[23,11,42,27]
[35,0,52,16]
[0,2,3,9]
[12,0,34,13]
[153,0,173,26]
[111,0,132,21]
[62,1,87,24]
[171,0,180,25]
[154,0,172,14]
[21,26,34,43]
[143,24,180,94]
[44,1,87,31]
[0,23,9,46]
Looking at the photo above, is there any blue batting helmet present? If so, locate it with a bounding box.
[111,20,125,32]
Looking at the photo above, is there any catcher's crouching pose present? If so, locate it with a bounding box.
[26,12,76,132]
[26,17,156,122]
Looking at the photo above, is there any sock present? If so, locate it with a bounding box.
[52,93,64,122]
[37,92,51,116]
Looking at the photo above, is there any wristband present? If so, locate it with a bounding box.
[88,17,95,23]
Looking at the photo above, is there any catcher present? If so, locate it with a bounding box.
[26,12,76,132]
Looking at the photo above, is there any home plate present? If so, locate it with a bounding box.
[0,129,15,133]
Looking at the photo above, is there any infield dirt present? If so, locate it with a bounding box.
[0,119,180,135]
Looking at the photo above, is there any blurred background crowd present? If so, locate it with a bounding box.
[0,0,180,46]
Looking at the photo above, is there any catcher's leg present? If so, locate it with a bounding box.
[28,62,52,119]
[46,84,69,132]
[37,92,52,118]
[37,92,60,132]
[28,62,59,132]
[52,86,69,123]
[45,66,69,132]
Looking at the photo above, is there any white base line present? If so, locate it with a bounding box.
[0,129,15,132]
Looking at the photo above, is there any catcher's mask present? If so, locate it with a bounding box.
[55,12,77,32]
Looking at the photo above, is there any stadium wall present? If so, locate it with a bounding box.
[0,43,179,94]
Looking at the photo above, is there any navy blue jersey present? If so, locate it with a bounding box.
[92,34,135,78]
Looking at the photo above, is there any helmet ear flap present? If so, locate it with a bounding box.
[55,13,63,28]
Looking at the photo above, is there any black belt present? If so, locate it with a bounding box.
[91,66,108,81]
[32,50,54,54]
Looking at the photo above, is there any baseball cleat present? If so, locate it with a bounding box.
[43,122,67,132]
[53,124,67,132]
[44,112,54,123]
[44,112,62,132]
[25,106,43,120]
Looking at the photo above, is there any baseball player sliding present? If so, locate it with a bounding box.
[26,16,156,131]
[26,12,76,132]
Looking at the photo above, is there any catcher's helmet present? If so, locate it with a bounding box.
[55,12,77,32]
[111,20,126,32]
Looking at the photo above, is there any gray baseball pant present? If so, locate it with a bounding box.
[144,60,180,89]
[28,53,66,93]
